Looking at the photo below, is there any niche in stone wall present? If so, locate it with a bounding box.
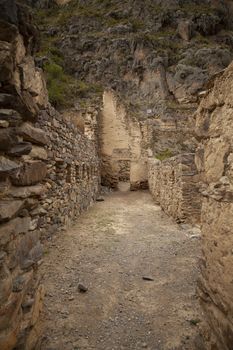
[118,160,131,181]
[82,164,86,179]
[66,164,72,183]
[76,164,81,182]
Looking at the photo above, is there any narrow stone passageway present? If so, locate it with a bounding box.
[39,191,202,350]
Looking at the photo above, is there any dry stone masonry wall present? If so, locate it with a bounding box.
[100,90,148,190]
[37,106,100,236]
[195,62,233,350]
[148,154,201,224]
[0,2,100,349]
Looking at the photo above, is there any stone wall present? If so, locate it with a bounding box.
[195,62,233,349]
[100,90,148,189]
[0,2,100,349]
[36,106,100,237]
[148,153,201,224]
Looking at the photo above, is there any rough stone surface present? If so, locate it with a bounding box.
[11,161,47,186]
[0,157,21,180]
[0,109,22,127]
[0,129,18,151]
[148,153,201,224]
[19,56,48,107]
[7,142,32,157]
[37,106,100,232]
[100,91,148,189]
[0,3,100,349]
[19,122,49,145]
[0,200,24,222]
[195,62,233,349]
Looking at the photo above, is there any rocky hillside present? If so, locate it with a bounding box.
[25,0,233,157]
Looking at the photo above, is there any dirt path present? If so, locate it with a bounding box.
[39,190,203,350]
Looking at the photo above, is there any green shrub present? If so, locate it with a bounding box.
[44,62,69,106]
[155,149,173,161]
[43,62,103,108]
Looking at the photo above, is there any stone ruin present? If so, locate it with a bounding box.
[0,1,100,348]
[0,0,233,349]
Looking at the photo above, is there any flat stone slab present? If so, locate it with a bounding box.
[7,142,32,157]
[19,123,48,145]
[9,184,47,198]
[0,200,24,222]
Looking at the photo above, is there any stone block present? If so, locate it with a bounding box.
[18,123,48,145]
[0,128,18,151]
[28,145,48,160]
[19,57,48,107]
[0,292,23,332]
[9,184,47,199]
[0,40,14,82]
[0,156,21,181]
[177,20,193,41]
[17,231,40,269]
[0,120,9,128]
[12,271,33,293]
[0,179,10,199]
[0,200,24,222]
[11,161,47,186]
[30,284,45,327]
[14,34,26,64]
[0,20,18,43]
[0,217,30,246]
[0,91,38,122]
[0,323,19,350]
[204,137,230,183]
[0,262,12,305]
[0,0,18,27]
[7,142,32,157]
[0,109,22,127]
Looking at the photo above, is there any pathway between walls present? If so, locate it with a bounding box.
[39,191,203,350]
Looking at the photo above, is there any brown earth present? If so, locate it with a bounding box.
[39,190,203,350]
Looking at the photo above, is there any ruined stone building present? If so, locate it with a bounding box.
[0,0,233,349]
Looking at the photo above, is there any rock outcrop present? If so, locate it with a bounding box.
[31,0,233,188]
[195,62,233,349]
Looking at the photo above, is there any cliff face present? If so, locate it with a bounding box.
[31,0,233,187]
[35,0,233,112]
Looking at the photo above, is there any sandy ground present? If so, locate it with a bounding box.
[39,190,204,350]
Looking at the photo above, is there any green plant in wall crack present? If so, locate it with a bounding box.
[155,149,173,161]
